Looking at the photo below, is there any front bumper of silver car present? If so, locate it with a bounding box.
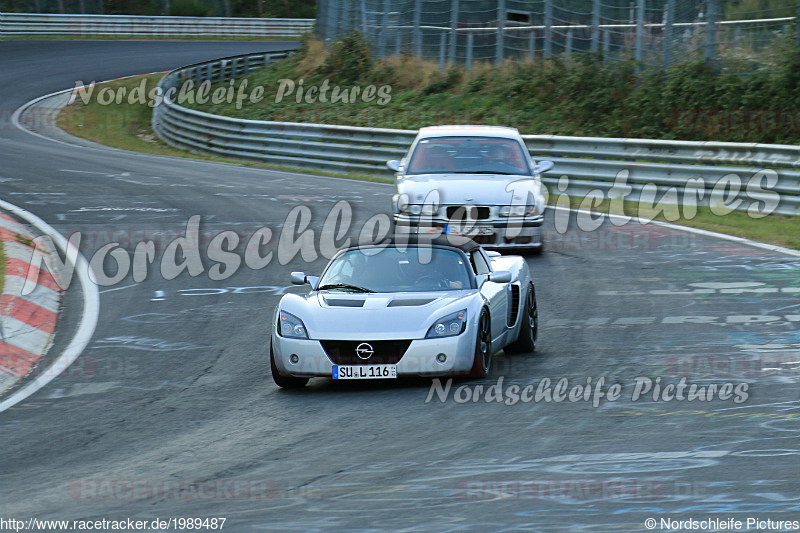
[272,333,477,378]
[393,214,544,248]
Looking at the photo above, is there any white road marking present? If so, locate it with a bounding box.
[98,283,138,294]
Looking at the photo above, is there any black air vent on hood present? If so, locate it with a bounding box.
[387,298,436,307]
[324,298,366,307]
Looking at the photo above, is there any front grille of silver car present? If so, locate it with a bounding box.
[320,340,412,365]
[446,206,491,220]
[472,233,497,245]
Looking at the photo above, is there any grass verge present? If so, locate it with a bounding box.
[57,73,800,252]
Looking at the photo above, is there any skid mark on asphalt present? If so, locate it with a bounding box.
[89,336,210,351]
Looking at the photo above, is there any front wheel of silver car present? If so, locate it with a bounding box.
[469,309,492,378]
[270,342,309,389]
[505,284,537,354]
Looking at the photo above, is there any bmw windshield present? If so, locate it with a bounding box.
[317,247,473,293]
[406,136,531,175]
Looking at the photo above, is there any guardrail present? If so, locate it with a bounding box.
[152,49,800,216]
[0,12,313,37]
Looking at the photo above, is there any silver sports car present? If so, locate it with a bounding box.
[270,236,538,388]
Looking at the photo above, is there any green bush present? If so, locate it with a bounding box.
[170,0,210,17]
[317,32,372,85]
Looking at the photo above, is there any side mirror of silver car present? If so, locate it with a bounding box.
[488,270,512,283]
[535,161,554,174]
[387,160,402,172]
[290,272,308,285]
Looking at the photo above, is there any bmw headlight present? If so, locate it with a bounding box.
[500,205,536,217]
[400,204,422,215]
[420,204,438,216]
[426,309,468,338]
[277,311,309,339]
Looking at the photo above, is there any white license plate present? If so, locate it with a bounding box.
[445,224,494,236]
[333,364,397,379]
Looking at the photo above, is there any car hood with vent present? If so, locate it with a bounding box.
[397,174,543,207]
[277,290,482,340]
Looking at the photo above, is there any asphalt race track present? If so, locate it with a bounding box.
[1,41,800,532]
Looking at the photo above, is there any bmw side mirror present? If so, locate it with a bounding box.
[535,161,554,174]
[488,270,512,283]
[387,160,402,172]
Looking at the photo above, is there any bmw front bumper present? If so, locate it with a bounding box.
[393,214,544,249]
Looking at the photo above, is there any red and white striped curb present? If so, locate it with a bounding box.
[0,212,63,395]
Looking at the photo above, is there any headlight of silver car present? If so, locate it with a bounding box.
[420,204,438,216]
[400,204,422,215]
[426,309,468,338]
[500,205,537,217]
[277,311,309,339]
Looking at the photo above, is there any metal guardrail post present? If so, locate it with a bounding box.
[466,32,473,70]
[326,0,336,42]
[378,0,390,57]
[439,32,447,70]
[496,0,505,65]
[360,0,367,35]
[413,0,422,57]
[795,0,800,48]
[544,0,553,58]
[663,0,674,68]
[566,27,573,56]
[705,0,719,65]
[449,0,459,64]
[337,0,347,36]
[635,0,644,64]
[529,30,535,61]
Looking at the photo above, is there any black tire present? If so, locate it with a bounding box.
[270,342,309,389]
[469,309,492,377]
[505,283,538,354]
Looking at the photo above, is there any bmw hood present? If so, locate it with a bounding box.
[397,174,542,206]
[279,290,477,340]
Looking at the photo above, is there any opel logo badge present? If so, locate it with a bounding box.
[355,342,374,360]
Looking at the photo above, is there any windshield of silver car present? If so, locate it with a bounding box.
[406,136,531,175]
[317,247,472,293]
